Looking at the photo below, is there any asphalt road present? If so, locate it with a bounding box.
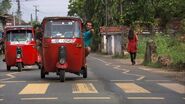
[0,53,185,104]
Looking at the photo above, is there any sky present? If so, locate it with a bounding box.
[10,0,70,22]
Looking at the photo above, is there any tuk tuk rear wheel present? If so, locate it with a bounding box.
[17,63,22,72]
[59,70,65,82]
[41,67,45,78]
[82,67,87,78]
[7,65,11,71]
[38,64,41,69]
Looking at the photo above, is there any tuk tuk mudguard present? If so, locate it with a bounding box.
[16,58,23,62]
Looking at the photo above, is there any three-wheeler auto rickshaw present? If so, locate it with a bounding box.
[4,25,41,71]
[41,17,87,82]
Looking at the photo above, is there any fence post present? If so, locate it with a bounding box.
[144,39,157,64]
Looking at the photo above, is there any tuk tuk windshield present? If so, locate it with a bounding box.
[7,30,33,42]
[44,20,81,38]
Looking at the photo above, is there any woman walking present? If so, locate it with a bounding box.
[127,28,138,65]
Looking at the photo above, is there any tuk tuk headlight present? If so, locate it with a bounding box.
[59,59,65,64]
[59,46,66,64]
[17,54,21,58]
[16,47,22,58]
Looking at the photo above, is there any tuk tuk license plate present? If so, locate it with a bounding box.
[51,39,75,43]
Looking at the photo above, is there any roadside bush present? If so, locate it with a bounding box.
[154,33,185,69]
[137,35,149,58]
[137,33,185,70]
[153,34,171,55]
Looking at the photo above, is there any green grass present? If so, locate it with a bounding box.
[138,33,185,69]
[154,34,185,65]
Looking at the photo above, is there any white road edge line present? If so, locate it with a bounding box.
[0,99,4,101]
[73,97,111,100]
[113,65,120,69]
[122,71,145,81]
[90,56,146,81]
[105,63,112,66]
[90,56,108,64]
[21,97,58,100]
[90,56,112,66]
[137,76,145,80]
[182,97,185,99]
[127,97,165,100]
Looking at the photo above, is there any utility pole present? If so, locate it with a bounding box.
[30,13,33,25]
[12,12,16,26]
[105,0,108,27]
[33,5,39,22]
[16,0,21,25]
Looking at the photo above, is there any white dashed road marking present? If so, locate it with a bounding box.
[21,97,58,100]
[73,97,111,100]
[127,97,165,100]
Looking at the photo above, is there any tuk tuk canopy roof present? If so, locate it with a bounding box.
[5,25,33,31]
[42,17,83,24]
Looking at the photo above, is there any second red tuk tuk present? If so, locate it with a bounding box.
[4,25,41,71]
[41,17,87,82]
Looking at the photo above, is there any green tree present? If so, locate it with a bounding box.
[151,0,185,32]
[0,0,11,15]
[68,0,185,50]
[68,0,86,18]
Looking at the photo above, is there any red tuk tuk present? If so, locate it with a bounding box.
[4,25,41,71]
[41,17,87,82]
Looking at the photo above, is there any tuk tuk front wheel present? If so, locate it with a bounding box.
[41,67,45,78]
[59,70,65,82]
[7,65,11,71]
[17,63,22,72]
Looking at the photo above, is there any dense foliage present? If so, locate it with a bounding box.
[0,0,11,15]
[68,0,185,29]
[68,0,185,52]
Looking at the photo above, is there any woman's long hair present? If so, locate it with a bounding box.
[128,29,134,40]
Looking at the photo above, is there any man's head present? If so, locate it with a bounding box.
[86,21,93,30]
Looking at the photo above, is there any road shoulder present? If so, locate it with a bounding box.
[91,53,185,84]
